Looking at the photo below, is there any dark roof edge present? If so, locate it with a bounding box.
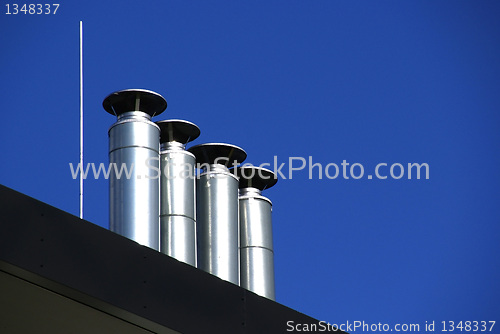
[0,184,347,334]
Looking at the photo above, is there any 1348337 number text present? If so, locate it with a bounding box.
[5,4,59,15]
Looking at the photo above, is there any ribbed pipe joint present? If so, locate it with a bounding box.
[239,187,273,206]
[199,164,239,182]
[161,141,186,151]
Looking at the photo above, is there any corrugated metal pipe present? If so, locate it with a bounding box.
[236,166,277,300]
[157,120,200,266]
[103,89,166,251]
[188,143,246,285]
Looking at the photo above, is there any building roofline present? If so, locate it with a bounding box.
[0,184,345,333]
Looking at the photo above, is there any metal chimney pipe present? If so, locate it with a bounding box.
[236,166,278,300]
[156,120,200,266]
[103,89,167,251]
[188,143,247,285]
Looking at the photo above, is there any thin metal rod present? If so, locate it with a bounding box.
[79,20,84,219]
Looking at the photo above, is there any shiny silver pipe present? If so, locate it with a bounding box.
[103,89,167,251]
[188,143,247,285]
[157,120,200,266]
[236,166,278,300]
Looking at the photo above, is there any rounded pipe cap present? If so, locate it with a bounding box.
[188,143,247,166]
[156,119,200,144]
[236,166,278,190]
[103,89,167,117]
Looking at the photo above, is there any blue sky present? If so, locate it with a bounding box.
[1,0,499,331]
